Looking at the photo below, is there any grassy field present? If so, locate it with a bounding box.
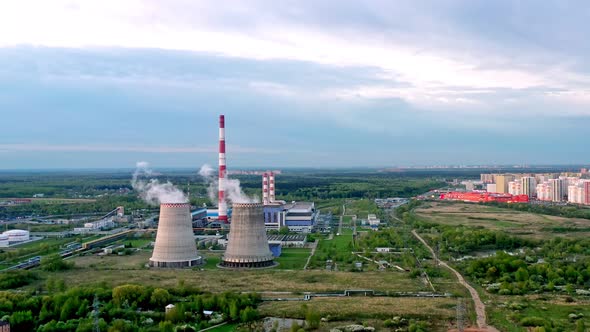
[487,295,590,332]
[39,250,428,293]
[415,202,590,240]
[258,297,456,331]
[275,248,311,270]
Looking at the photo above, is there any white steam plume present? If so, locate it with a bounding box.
[132,161,188,205]
[198,164,259,204]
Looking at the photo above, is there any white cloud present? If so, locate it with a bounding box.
[1,1,590,114]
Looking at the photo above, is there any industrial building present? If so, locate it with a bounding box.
[220,203,276,268]
[0,234,8,248]
[150,203,202,268]
[283,202,317,233]
[2,230,30,243]
[440,192,529,203]
[367,214,381,229]
[262,202,318,233]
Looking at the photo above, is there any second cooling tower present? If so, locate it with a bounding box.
[150,203,202,268]
[220,203,276,268]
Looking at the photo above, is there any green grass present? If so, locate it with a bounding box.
[275,248,311,270]
[205,323,238,332]
[488,297,590,332]
[202,255,221,269]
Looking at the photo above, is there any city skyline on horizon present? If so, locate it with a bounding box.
[2,1,590,168]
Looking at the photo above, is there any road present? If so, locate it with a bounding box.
[411,230,499,332]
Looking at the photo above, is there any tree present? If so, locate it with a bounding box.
[10,310,34,331]
[240,306,258,322]
[229,300,239,321]
[515,267,529,282]
[305,307,321,329]
[40,254,74,272]
[159,321,175,332]
[150,288,171,308]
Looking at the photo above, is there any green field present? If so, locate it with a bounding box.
[205,323,238,332]
[275,248,311,270]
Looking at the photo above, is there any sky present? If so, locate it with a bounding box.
[0,0,589,169]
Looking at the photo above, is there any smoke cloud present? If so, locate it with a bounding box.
[198,164,259,204]
[132,161,188,205]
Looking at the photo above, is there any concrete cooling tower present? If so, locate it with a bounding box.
[150,203,202,268]
[220,203,277,268]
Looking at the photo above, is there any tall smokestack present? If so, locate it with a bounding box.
[218,115,228,223]
[269,172,276,202]
[262,172,269,205]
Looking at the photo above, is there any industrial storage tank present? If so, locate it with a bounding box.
[0,234,9,247]
[149,203,202,268]
[3,229,30,242]
[220,203,276,268]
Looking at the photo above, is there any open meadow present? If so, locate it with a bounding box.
[415,201,590,240]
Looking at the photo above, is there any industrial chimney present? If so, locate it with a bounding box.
[269,172,276,203]
[150,203,202,268]
[262,172,269,205]
[218,115,228,223]
[220,203,276,268]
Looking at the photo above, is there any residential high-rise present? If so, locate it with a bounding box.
[495,175,513,194]
[550,179,565,202]
[508,181,521,195]
[520,177,537,198]
[585,182,590,205]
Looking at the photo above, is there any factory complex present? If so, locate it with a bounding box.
[146,115,317,269]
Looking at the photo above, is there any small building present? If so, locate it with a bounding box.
[376,247,390,253]
[165,304,175,313]
[0,320,9,332]
[367,215,380,229]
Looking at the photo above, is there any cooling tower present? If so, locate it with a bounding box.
[220,203,277,268]
[150,203,202,268]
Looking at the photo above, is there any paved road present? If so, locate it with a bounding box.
[411,230,500,332]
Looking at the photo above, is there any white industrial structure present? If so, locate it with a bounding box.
[150,203,202,268]
[0,234,9,247]
[220,203,276,268]
[3,229,30,242]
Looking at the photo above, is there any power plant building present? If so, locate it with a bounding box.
[150,203,202,268]
[221,203,276,268]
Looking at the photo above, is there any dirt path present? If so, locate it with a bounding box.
[411,230,500,332]
[303,239,319,270]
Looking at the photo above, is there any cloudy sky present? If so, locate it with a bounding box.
[1,0,589,169]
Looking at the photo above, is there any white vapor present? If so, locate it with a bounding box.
[132,161,188,205]
[198,164,259,204]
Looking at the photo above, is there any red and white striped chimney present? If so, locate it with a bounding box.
[218,115,228,223]
[262,172,269,205]
[269,171,276,202]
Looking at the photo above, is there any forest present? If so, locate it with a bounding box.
[0,281,261,331]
